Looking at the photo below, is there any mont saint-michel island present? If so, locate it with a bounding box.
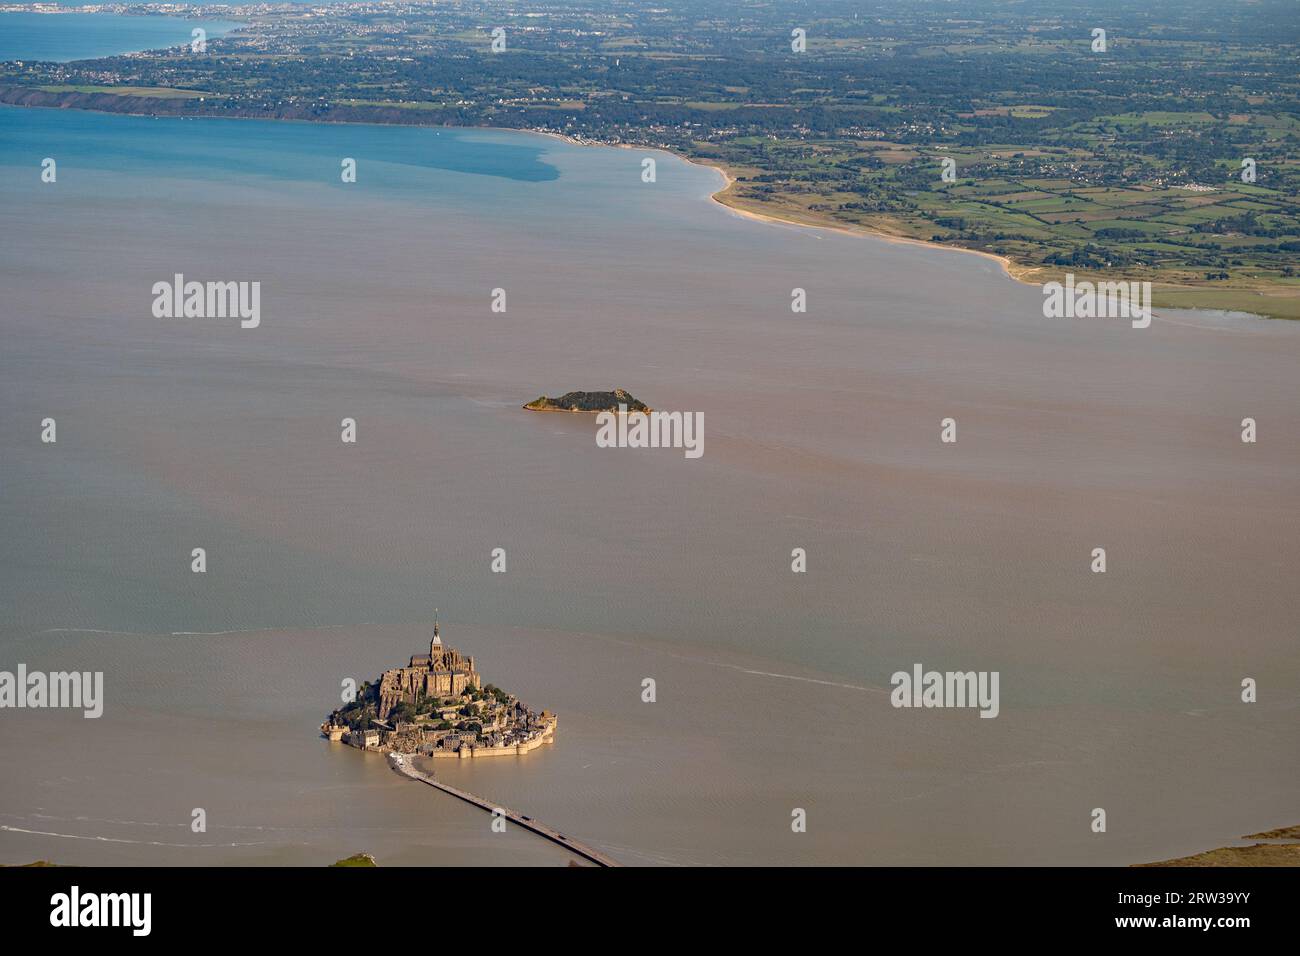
[321,621,556,760]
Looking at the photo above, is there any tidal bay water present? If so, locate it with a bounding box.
[1,103,1297,866]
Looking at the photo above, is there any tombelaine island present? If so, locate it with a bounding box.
[321,620,556,760]
[524,389,650,413]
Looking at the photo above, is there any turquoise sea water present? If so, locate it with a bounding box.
[0,12,239,62]
[0,104,559,187]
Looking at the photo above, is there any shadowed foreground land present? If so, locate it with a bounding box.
[1138,826,1300,867]
[2,104,1297,867]
[524,389,650,413]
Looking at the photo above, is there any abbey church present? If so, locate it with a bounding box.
[377,620,482,720]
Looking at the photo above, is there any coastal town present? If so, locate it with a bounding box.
[321,620,556,759]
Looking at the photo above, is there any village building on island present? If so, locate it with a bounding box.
[322,617,556,760]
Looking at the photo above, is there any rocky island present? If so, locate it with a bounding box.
[321,620,556,759]
[524,389,650,413]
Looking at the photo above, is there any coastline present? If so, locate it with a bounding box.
[687,155,1030,284]
[524,130,1058,287]
[677,154,1296,323]
[0,93,1290,318]
[521,404,604,413]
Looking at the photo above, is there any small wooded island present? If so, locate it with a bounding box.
[524,389,650,413]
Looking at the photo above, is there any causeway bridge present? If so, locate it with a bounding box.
[388,754,621,867]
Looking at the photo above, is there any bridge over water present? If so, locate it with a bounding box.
[388,754,621,867]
